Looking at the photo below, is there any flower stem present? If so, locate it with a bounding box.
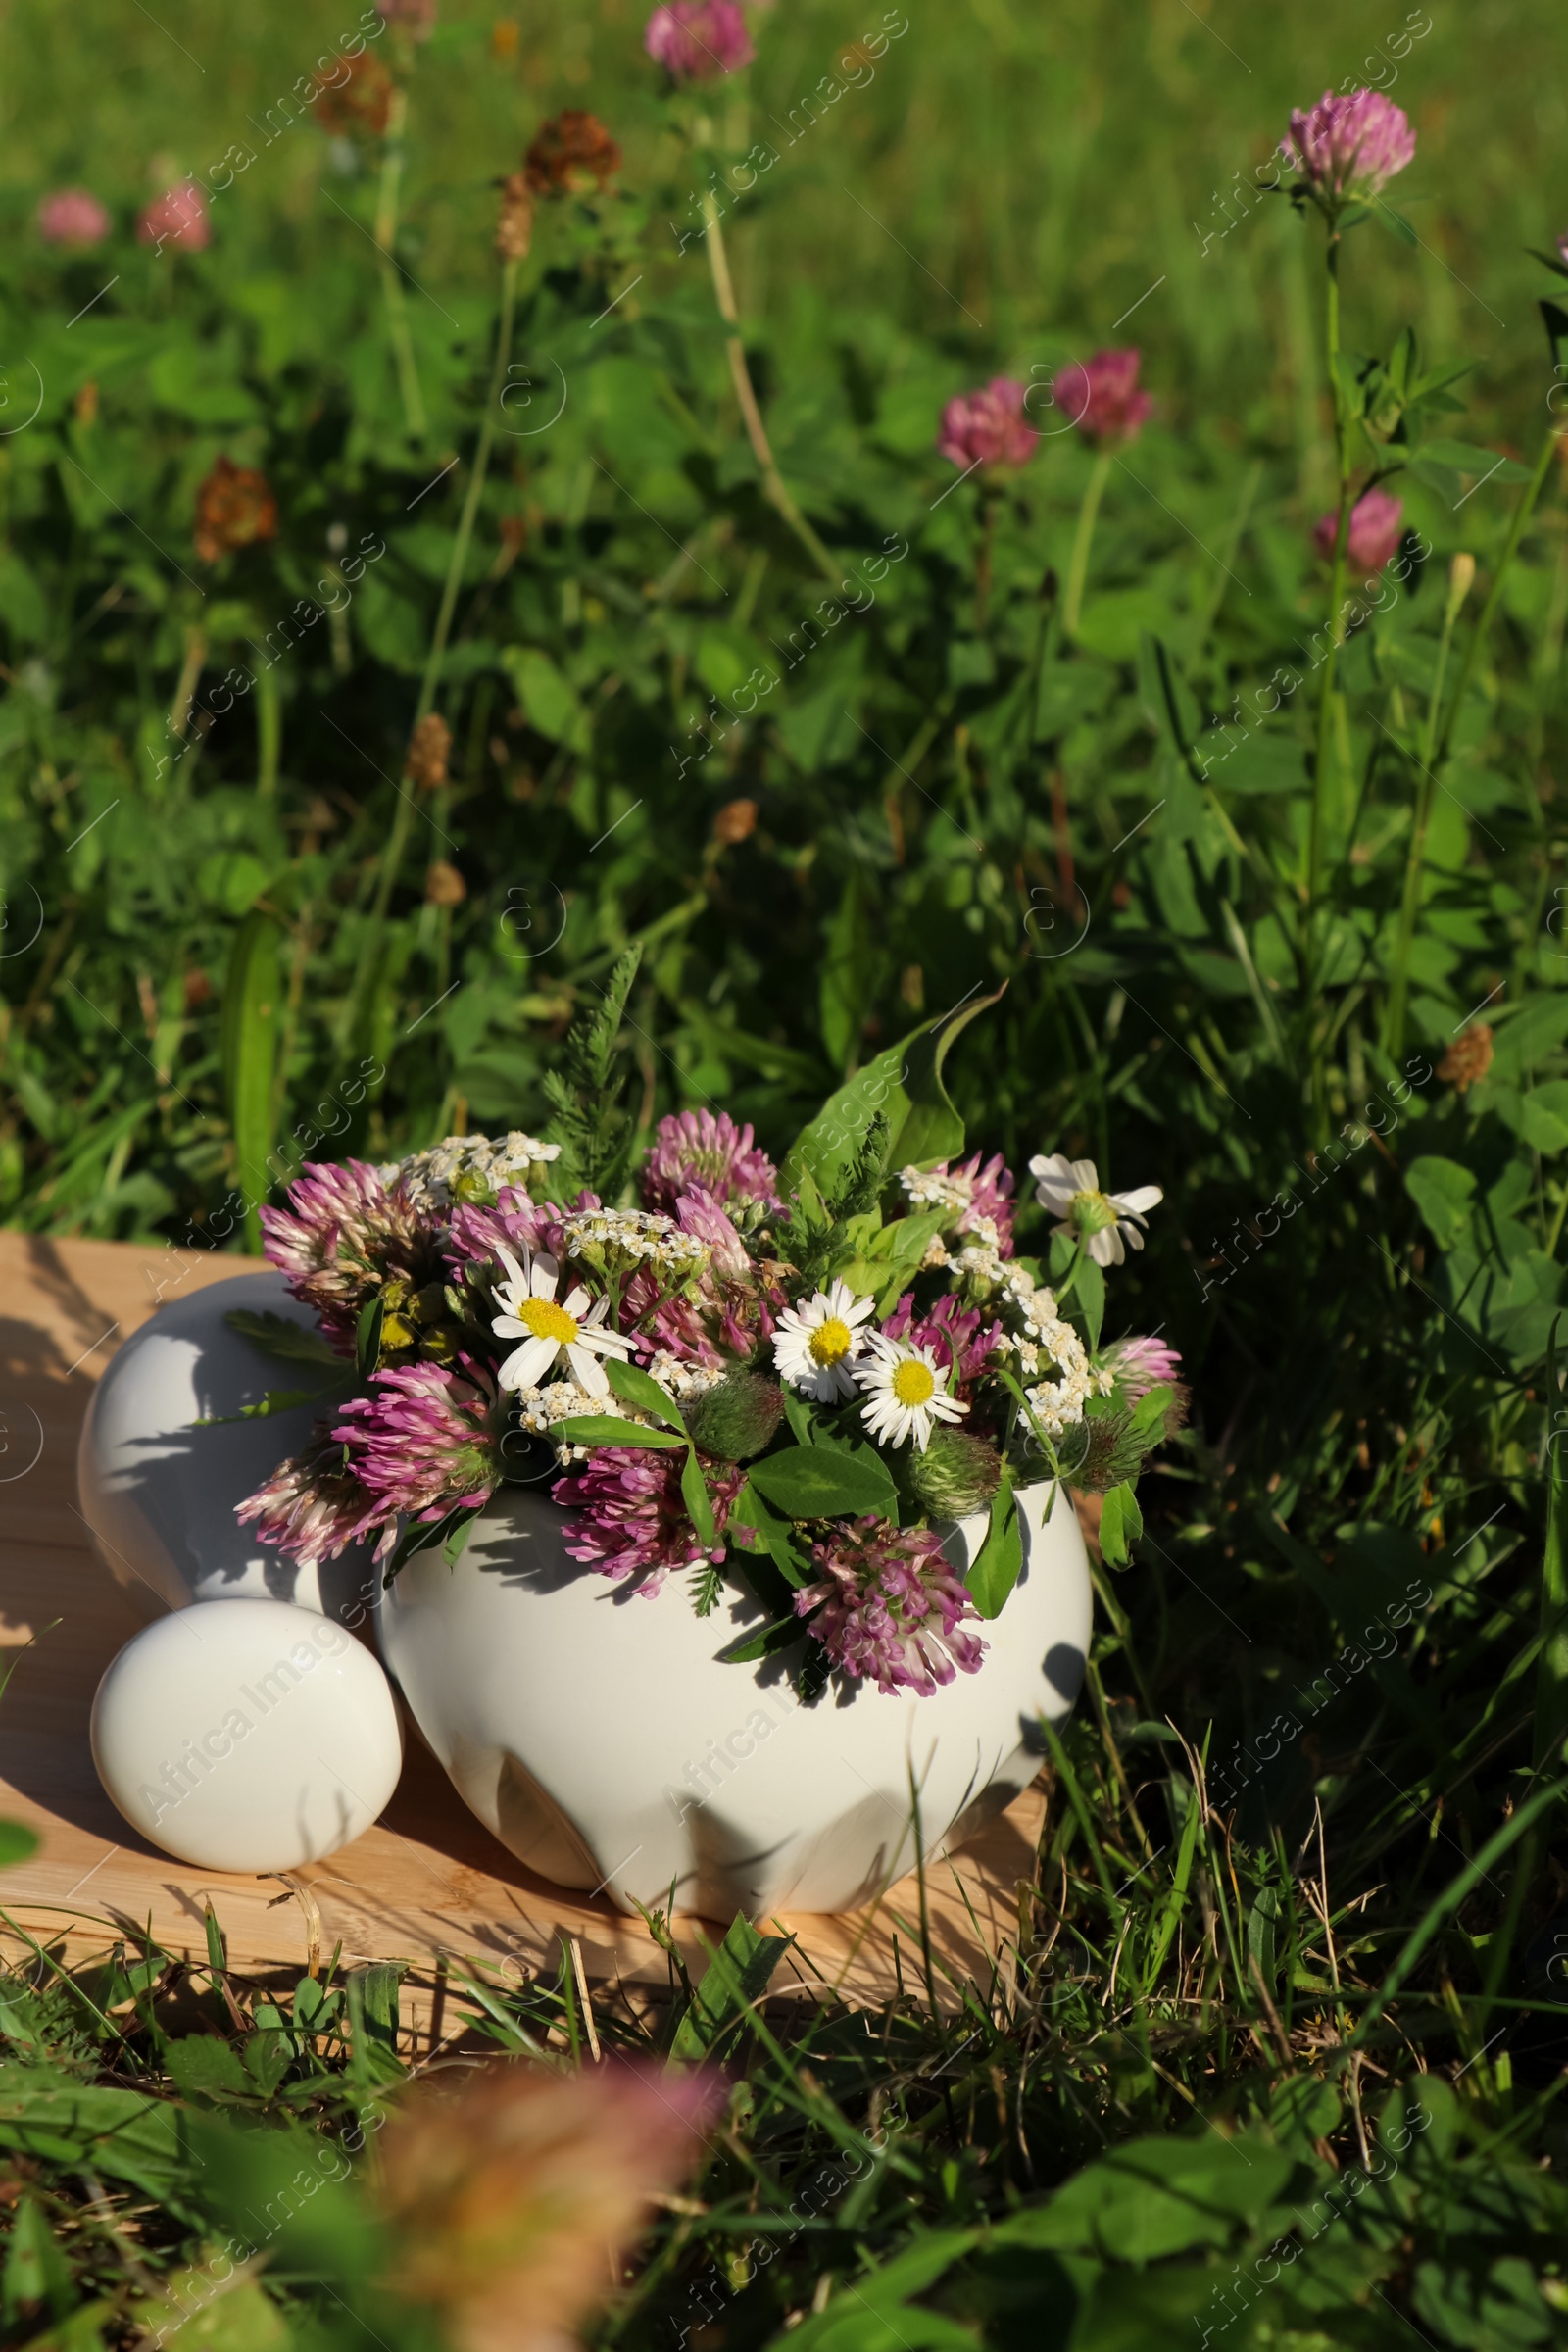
[1430,426,1560,773]
[254,661,280,798]
[375,87,426,445]
[1382,595,1460,1061]
[700,192,837,583]
[1306,234,1350,944]
[346,257,520,1050]
[1062,452,1110,641]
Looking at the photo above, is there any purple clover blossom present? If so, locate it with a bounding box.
[796,1518,987,1697]
[640,1110,780,1216]
[1312,488,1404,574]
[882,1293,1002,1389]
[558,1447,745,1597]
[235,1433,386,1571]
[936,378,1038,472]
[1282,88,1416,201]
[1051,350,1152,449]
[261,1158,440,1342]
[1111,1335,1182,1400]
[38,189,111,245]
[673,1185,752,1277]
[644,0,754,80]
[334,1361,502,1547]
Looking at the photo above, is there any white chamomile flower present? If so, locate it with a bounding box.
[771,1278,877,1402]
[1028,1152,1163,1268]
[491,1244,633,1399]
[856,1333,970,1453]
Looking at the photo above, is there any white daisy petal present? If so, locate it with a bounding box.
[1111,1185,1163,1215]
[566,1344,612,1397]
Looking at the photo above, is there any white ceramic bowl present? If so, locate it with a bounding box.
[76,1271,375,1624]
[377,1480,1090,1919]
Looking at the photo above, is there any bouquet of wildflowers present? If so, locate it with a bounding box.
[233,953,1183,1700]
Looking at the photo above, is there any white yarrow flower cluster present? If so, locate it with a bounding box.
[512,1379,644,1465]
[899,1164,974,1216]
[648,1350,724,1407]
[388,1130,561,1208]
[558,1205,710,1280]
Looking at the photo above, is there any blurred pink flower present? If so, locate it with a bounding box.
[137,181,210,251]
[1282,89,1416,200]
[1557,231,1568,268]
[1053,349,1152,448]
[882,1293,1002,1389]
[797,1516,986,1696]
[38,189,111,246]
[377,0,437,35]
[1313,487,1404,573]
[937,377,1038,472]
[644,0,755,79]
[1112,1335,1182,1400]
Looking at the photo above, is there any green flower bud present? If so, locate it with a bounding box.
[685,1372,785,1463]
[906,1429,1004,1520]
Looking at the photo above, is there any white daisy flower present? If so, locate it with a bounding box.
[856,1334,970,1453]
[491,1245,633,1398]
[771,1278,877,1401]
[1028,1152,1163,1268]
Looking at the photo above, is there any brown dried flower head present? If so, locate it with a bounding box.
[1437,1023,1494,1094]
[405,712,452,792]
[377,2060,718,2352]
[425,858,466,907]
[711,797,759,846]
[193,456,278,564]
[495,172,533,262]
[524,110,622,197]
[314,51,394,139]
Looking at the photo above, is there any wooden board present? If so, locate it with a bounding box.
[0,1231,1045,2020]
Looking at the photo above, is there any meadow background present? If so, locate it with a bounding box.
[2,0,1568,2346]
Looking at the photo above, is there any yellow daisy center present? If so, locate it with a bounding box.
[891,1358,936,1408]
[808,1315,855,1366]
[518,1296,579,1345]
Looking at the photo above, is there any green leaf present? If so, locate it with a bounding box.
[718,1608,813,1664]
[194,1386,334,1427]
[1376,203,1419,247]
[3,2192,77,2328]
[995,2132,1294,2259]
[1543,298,1568,368]
[779,1032,917,1208]
[966,1476,1022,1620]
[223,1309,345,1368]
[0,1820,38,1871]
[604,1356,686,1430]
[499,644,588,749]
[0,2066,203,2216]
[748,1446,899,1520]
[820,864,875,1074]
[553,1415,686,1450]
[1536,1317,1568,1771]
[355,1291,385,1379]
[728,1477,808,1587]
[220,910,283,1255]
[380,1498,485,1587]
[164,2036,254,2103]
[668,1914,793,2060]
[1409,438,1533,484]
[680,1445,718,1552]
[1075,1255,1105,1351]
[886,983,1008,1170]
[1404,1154,1478,1250]
[1098,1481,1144,1567]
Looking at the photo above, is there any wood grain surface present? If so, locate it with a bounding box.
[0,1230,1045,2021]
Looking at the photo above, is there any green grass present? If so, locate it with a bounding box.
[3,0,1568,2342]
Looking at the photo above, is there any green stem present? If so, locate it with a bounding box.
[700,192,837,583]
[1306,239,1350,937]
[346,258,519,1048]
[375,87,426,445]
[1431,426,1560,773]
[1382,599,1460,1060]
[1062,452,1110,641]
[255,661,280,798]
